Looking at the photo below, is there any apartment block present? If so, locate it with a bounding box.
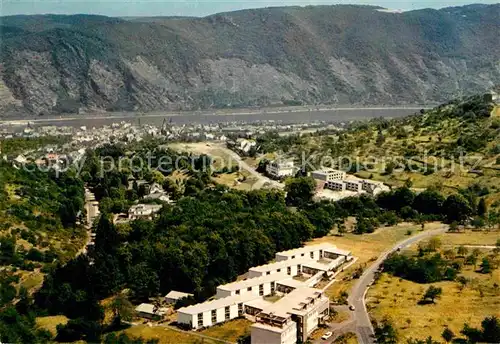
[275,243,334,262]
[177,293,257,329]
[266,160,295,179]
[248,258,312,278]
[177,242,354,342]
[216,272,286,299]
[251,287,330,344]
[344,180,362,192]
[325,180,345,191]
[275,243,352,262]
[310,168,346,182]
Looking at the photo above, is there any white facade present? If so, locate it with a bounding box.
[311,169,346,182]
[177,293,257,329]
[237,139,257,153]
[325,180,345,191]
[361,180,383,194]
[216,273,285,299]
[251,287,329,344]
[248,258,312,278]
[177,243,353,337]
[344,180,362,192]
[165,290,193,304]
[135,303,168,319]
[275,243,334,262]
[128,204,162,220]
[266,160,295,178]
[251,320,297,344]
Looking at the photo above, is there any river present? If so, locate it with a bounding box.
[0,107,424,131]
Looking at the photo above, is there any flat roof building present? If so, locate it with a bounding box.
[275,243,336,262]
[325,180,345,191]
[311,169,346,182]
[129,204,163,220]
[344,180,362,192]
[176,242,353,338]
[266,160,295,179]
[248,258,313,278]
[177,293,259,329]
[135,303,168,319]
[165,290,194,304]
[216,272,287,299]
[251,287,329,344]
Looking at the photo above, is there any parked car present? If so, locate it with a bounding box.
[349,305,356,311]
[321,331,333,340]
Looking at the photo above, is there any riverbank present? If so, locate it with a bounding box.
[0,105,428,125]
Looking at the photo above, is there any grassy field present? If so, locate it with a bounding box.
[199,318,252,342]
[212,171,257,190]
[122,325,219,344]
[119,319,251,344]
[168,142,259,190]
[334,332,358,344]
[436,230,500,247]
[367,272,499,342]
[367,231,500,342]
[18,270,44,291]
[308,222,444,300]
[35,315,69,337]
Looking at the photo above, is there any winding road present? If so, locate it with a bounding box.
[347,225,449,344]
[216,145,284,190]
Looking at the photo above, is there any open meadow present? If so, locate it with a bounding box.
[367,230,500,342]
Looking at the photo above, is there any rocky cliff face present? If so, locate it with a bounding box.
[1,4,499,117]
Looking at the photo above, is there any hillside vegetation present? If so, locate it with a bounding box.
[0,4,499,116]
[259,94,500,206]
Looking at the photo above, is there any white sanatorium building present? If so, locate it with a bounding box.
[177,243,353,344]
[266,160,295,179]
[309,168,385,196]
[310,168,346,182]
[251,287,330,344]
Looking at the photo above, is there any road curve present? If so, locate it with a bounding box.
[215,145,284,190]
[348,225,449,344]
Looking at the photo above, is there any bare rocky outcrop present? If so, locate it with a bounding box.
[0,4,499,117]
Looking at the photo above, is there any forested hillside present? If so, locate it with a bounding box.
[258,94,500,205]
[0,4,499,116]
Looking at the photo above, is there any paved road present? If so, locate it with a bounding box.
[216,145,284,190]
[348,225,449,344]
[313,306,356,344]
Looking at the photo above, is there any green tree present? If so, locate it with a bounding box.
[421,285,442,304]
[426,237,442,252]
[441,328,454,343]
[477,198,487,217]
[481,316,500,343]
[285,177,316,207]
[443,194,473,223]
[110,294,134,324]
[457,245,468,257]
[384,161,396,175]
[461,323,483,343]
[374,318,398,344]
[448,221,460,232]
[480,258,492,274]
[465,254,478,269]
[94,214,121,254]
[413,189,445,215]
[128,263,160,300]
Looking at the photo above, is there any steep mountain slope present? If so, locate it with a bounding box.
[0,4,499,117]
